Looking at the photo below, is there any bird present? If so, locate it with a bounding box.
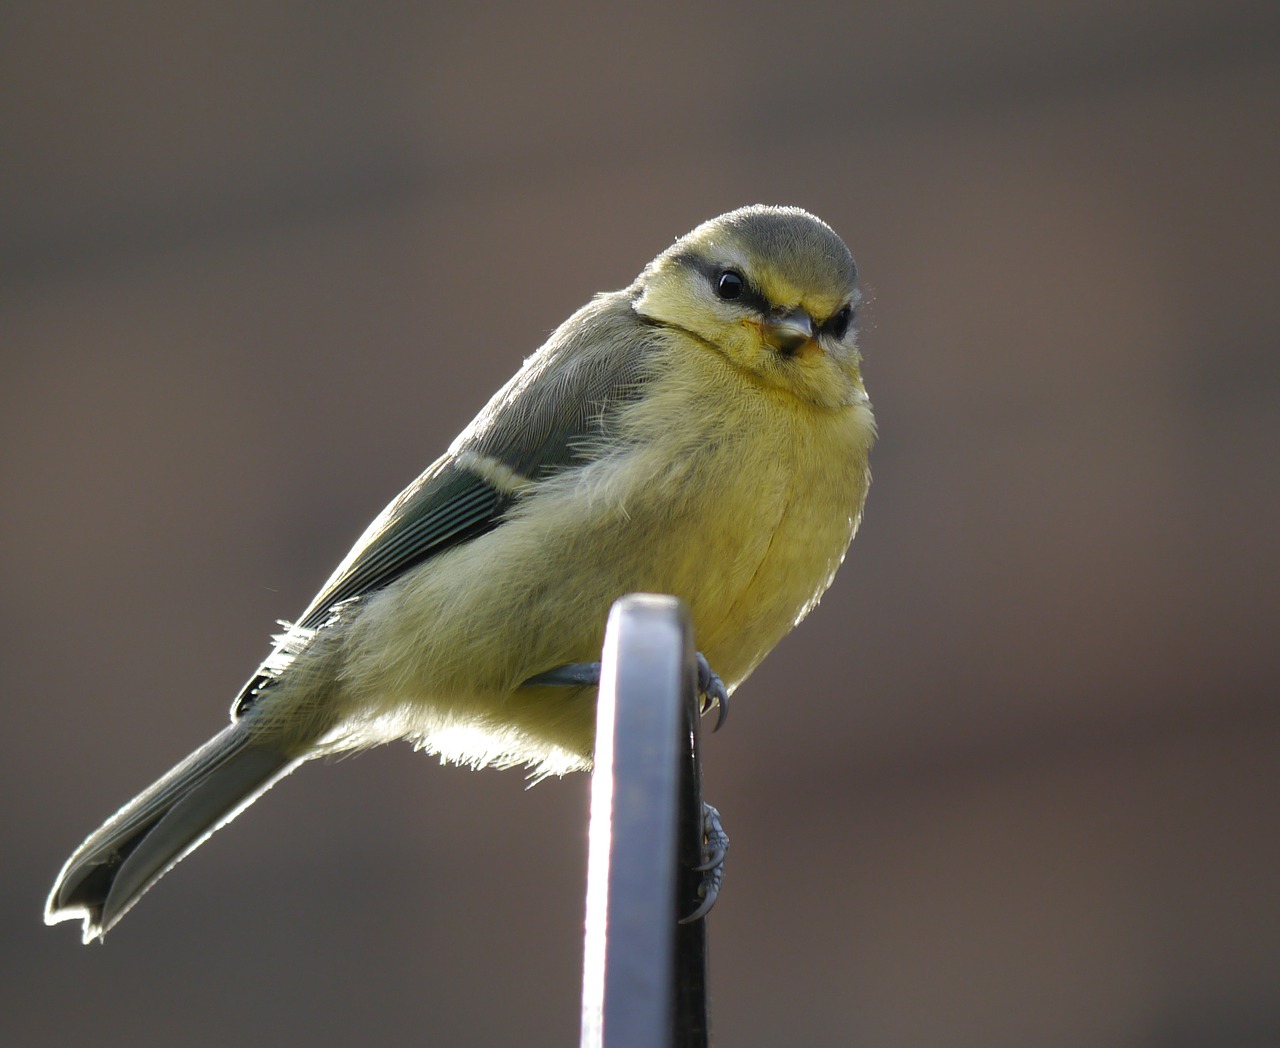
[45,204,876,943]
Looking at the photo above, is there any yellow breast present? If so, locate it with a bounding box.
[609,337,875,687]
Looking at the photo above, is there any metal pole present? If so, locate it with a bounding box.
[580,594,709,1048]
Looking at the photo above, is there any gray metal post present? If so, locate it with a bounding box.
[580,594,710,1048]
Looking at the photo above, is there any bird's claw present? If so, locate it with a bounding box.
[695,652,728,731]
[680,803,729,924]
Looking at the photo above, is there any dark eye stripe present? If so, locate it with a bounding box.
[670,250,771,313]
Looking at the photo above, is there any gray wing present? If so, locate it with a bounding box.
[295,459,514,631]
[233,293,652,715]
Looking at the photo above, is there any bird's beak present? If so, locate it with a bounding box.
[761,308,816,355]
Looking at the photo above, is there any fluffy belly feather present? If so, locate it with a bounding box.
[328,368,873,772]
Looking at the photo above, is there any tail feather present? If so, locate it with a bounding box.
[46,720,300,942]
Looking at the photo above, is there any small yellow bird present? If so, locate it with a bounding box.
[46,204,875,942]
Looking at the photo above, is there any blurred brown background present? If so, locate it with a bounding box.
[4,3,1279,1045]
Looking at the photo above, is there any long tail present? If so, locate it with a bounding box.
[45,717,301,943]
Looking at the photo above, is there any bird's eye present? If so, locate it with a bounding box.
[829,305,853,340]
[716,270,745,301]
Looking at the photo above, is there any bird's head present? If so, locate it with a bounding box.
[631,205,864,408]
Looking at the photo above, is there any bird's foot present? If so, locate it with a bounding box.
[681,802,729,923]
[694,652,728,731]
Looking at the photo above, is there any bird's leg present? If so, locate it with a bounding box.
[523,653,728,730]
[521,662,604,688]
[524,661,730,920]
[680,802,729,923]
